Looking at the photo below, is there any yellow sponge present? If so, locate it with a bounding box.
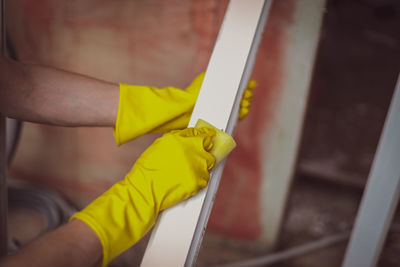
[195,119,236,165]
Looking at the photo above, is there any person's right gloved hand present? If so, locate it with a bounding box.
[71,127,220,267]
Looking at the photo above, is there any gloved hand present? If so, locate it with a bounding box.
[239,79,257,120]
[71,127,221,267]
[113,73,257,145]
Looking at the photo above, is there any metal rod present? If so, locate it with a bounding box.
[342,74,400,267]
[0,0,8,258]
[209,232,350,267]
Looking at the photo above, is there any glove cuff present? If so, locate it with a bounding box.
[69,179,159,266]
[113,78,202,145]
[113,84,128,146]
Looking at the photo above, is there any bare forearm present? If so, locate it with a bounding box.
[0,220,102,267]
[0,56,119,126]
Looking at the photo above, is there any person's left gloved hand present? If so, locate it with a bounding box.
[113,73,256,145]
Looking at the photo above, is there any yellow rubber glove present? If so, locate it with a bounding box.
[71,127,231,267]
[113,74,257,145]
[239,79,257,120]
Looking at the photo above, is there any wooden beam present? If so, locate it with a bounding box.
[140,1,271,266]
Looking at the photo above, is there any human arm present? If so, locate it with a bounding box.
[0,219,102,267]
[0,126,234,267]
[0,55,255,143]
[0,55,119,126]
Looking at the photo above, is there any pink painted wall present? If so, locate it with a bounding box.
[209,0,296,241]
[7,0,295,242]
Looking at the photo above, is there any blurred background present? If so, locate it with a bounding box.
[4,0,400,266]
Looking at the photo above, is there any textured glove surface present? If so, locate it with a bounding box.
[71,128,216,266]
[113,74,204,145]
[113,74,257,145]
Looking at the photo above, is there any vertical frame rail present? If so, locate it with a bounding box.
[342,75,400,267]
[0,0,7,257]
[140,1,271,266]
[186,1,272,265]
